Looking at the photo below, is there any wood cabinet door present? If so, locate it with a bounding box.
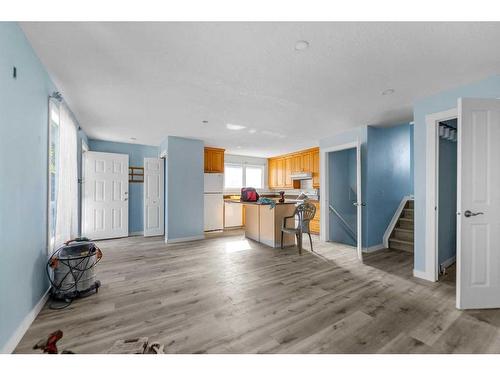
[302,152,312,173]
[284,157,293,187]
[211,150,224,173]
[312,150,320,187]
[292,154,302,172]
[204,149,211,172]
[276,158,284,187]
[268,159,277,188]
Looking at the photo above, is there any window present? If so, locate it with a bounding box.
[224,163,264,190]
[224,164,243,189]
[245,166,263,189]
[47,98,79,253]
[48,100,60,253]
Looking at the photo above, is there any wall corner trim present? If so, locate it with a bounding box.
[412,269,436,282]
[1,288,50,353]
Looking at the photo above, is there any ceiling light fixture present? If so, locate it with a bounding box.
[295,40,310,51]
[381,88,395,96]
[202,120,208,124]
[130,137,137,141]
[226,123,246,131]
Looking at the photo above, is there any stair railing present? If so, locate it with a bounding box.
[328,204,357,242]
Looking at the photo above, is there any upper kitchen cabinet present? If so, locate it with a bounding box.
[204,147,225,173]
[312,149,320,188]
[268,158,277,188]
[268,147,320,189]
[302,151,312,173]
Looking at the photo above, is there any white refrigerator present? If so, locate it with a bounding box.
[204,173,224,231]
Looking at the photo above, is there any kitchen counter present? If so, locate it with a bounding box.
[240,201,296,248]
[224,199,296,205]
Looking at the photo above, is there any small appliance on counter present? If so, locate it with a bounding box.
[278,191,285,203]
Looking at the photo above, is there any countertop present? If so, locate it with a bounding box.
[224,199,296,205]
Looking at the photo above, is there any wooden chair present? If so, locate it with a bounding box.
[281,202,316,254]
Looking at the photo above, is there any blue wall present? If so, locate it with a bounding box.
[438,135,457,267]
[88,140,159,234]
[366,123,413,247]
[328,148,357,246]
[160,136,204,242]
[320,126,369,248]
[0,22,56,351]
[413,74,500,273]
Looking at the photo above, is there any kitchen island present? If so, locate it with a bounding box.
[240,200,297,248]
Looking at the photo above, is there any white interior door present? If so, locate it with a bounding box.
[144,157,164,237]
[457,98,500,309]
[83,151,129,240]
[355,143,363,261]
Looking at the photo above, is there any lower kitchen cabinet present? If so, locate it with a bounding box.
[309,201,320,234]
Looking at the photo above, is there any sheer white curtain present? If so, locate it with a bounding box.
[54,104,79,247]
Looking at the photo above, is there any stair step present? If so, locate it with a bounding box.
[392,227,414,241]
[389,238,414,253]
[397,217,414,229]
[406,200,414,209]
[402,208,414,219]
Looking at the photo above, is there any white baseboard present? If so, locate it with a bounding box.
[1,288,50,354]
[413,269,436,282]
[363,243,385,253]
[166,234,205,244]
[129,231,144,236]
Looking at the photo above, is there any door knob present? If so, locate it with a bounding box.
[464,210,483,217]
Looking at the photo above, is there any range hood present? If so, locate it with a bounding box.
[291,172,312,180]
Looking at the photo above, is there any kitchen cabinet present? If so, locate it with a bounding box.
[292,154,302,173]
[302,152,312,173]
[268,147,320,189]
[310,201,320,234]
[284,157,293,188]
[312,149,320,188]
[268,158,277,188]
[204,147,225,173]
[276,158,284,187]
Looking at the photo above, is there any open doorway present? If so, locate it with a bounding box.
[321,142,362,260]
[437,118,458,284]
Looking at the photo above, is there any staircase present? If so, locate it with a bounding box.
[388,200,414,252]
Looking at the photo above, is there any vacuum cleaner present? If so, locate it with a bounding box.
[46,238,102,309]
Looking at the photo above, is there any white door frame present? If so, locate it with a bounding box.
[320,141,362,259]
[424,108,458,282]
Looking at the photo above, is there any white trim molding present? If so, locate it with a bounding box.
[1,288,50,353]
[383,195,414,248]
[424,108,458,283]
[413,269,435,282]
[166,235,205,244]
[320,141,359,244]
[129,231,144,236]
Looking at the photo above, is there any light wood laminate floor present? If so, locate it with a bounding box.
[15,230,500,353]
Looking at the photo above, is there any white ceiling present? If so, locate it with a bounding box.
[21,22,500,157]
